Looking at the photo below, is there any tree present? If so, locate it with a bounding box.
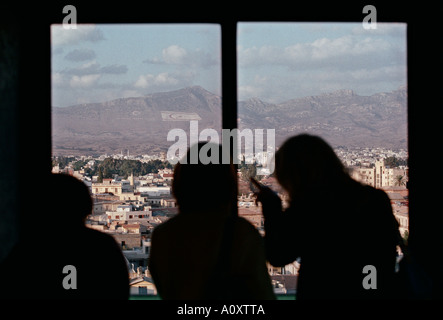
[97,167,103,183]
[395,175,405,186]
[72,160,86,171]
[384,156,399,168]
[240,163,258,182]
[384,156,407,168]
[103,166,112,179]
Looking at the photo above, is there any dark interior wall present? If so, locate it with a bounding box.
[0,5,51,262]
[407,19,443,296]
[0,8,20,262]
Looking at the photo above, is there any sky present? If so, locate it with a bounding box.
[51,22,406,107]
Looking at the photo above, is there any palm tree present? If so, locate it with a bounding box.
[395,174,405,186]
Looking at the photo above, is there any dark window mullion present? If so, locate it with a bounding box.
[221,20,238,131]
[221,21,239,216]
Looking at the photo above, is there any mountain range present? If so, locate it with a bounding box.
[52,85,407,156]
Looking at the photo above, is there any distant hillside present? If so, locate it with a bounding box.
[52,85,407,156]
[52,86,222,156]
[238,86,407,149]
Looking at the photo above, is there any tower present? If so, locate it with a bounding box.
[129,172,134,187]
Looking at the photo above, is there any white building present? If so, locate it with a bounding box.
[138,186,170,197]
[106,206,152,223]
[351,160,408,188]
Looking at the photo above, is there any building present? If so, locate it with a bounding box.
[238,207,263,229]
[112,233,141,249]
[92,199,123,215]
[383,186,409,237]
[350,160,408,188]
[92,179,122,195]
[138,185,170,197]
[160,198,176,208]
[270,275,298,295]
[119,192,146,202]
[106,208,152,223]
[124,239,151,269]
[130,276,157,295]
[394,209,409,237]
[351,167,376,187]
[122,223,147,234]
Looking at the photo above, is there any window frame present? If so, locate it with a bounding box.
[9,3,442,298]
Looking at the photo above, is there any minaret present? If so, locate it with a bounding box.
[129,172,134,187]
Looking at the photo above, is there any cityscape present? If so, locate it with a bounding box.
[52,145,409,296]
[48,22,408,298]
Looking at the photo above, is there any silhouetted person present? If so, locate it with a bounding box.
[148,142,275,300]
[0,173,129,299]
[253,134,400,299]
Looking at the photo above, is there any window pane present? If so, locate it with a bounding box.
[51,24,221,296]
[237,23,408,285]
[237,22,407,185]
[51,24,221,156]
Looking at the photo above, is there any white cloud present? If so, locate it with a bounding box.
[134,72,179,88]
[51,24,105,46]
[144,45,218,68]
[69,74,101,88]
[238,35,398,70]
[162,45,187,64]
[60,61,128,76]
[238,63,407,102]
[237,30,406,102]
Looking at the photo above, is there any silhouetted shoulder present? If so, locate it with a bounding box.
[230,216,266,261]
[359,184,394,215]
[79,227,122,246]
[150,213,178,234]
[66,228,129,299]
[233,216,262,238]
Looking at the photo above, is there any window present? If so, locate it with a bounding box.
[51,24,221,296]
[51,24,221,158]
[50,19,410,299]
[237,22,407,188]
[237,22,408,281]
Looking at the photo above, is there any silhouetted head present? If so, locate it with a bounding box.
[49,173,93,226]
[172,142,237,215]
[275,134,350,200]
